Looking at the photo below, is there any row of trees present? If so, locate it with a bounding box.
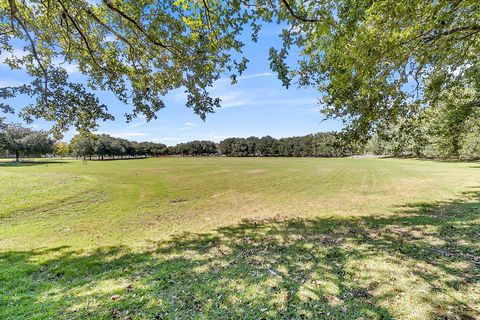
[4,119,478,161]
[218,133,353,157]
[175,141,218,156]
[0,125,354,162]
[0,125,54,162]
[70,134,169,160]
[68,133,353,159]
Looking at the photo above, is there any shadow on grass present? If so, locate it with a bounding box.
[1,191,479,319]
[0,160,70,167]
[88,157,148,161]
[380,155,480,164]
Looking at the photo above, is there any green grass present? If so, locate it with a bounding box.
[0,157,479,319]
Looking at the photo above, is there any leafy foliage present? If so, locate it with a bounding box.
[70,134,169,159]
[0,124,54,161]
[67,132,352,160]
[219,133,352,157]
[0,0,274,135]
[367,85,480,160]
[277,0,480,138]
[1,0,479,141]
[54,141,70,158]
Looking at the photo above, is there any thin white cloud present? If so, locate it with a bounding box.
[217,89,319,109]
[204,132,232,142]
[207,73,319,110]
[237,72,273,81]
[63,63,79,74]
[114,132,149,138]
[176,122,197,131]
[128,121,146,129]
[152,137,185,143]
[52,58,80,74]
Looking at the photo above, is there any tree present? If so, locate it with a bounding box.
[0,0,269,136]
[0,125,31,162]
[275,0,480,140]
[54,142,70,159]
[23,130,54,156]
[70,134,95,160]
[0,124,53,162]
[216,133,350,157]
[94,134,112,160]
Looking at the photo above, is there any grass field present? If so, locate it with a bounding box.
[0,157,479,319]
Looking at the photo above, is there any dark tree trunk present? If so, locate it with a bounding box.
[15,151,19,163]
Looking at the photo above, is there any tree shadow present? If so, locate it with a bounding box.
[1,190,479,319]
[89,157,148,161]
[380,155,480,164]
[0,160,71,167]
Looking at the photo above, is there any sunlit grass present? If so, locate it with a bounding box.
[0,157,479,319]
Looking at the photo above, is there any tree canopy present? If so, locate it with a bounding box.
[0,0,271,136]
[1,0,478,139]
[0,124,54,161]
[290,0,480,139]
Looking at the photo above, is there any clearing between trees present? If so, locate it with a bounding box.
[0,157,479,319]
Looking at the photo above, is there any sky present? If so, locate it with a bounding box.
[0,24,343,145]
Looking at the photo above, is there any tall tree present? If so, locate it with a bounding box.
[54,141,70,159]
[0,124,53,162]
[273,0,480,139]
[70,134,95,160]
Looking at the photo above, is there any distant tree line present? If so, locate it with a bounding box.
[218,133,352,157]
[68,132,353,159]
[0,124,357,161]
[14,118,480,162]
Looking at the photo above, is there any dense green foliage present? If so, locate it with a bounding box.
[175,140,217,156]
[66,131,352,159]
[70,134,169,160]
[2,0,478,140]
[219,133,351,157]
[367,86,480,160]
[281,0,480,139]
[0,124,53,161]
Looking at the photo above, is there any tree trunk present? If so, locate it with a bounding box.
[15,151,19,163]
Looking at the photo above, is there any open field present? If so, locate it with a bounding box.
[1,157,479,319]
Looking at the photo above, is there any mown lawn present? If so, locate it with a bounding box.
[0,157,479,319]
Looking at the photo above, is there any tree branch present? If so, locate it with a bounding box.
[423,25,480,43]
[102,0,179,56]
[57,0,106,71]
[280,0,320,23]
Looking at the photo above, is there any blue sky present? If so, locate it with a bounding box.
[0,24,342,145]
